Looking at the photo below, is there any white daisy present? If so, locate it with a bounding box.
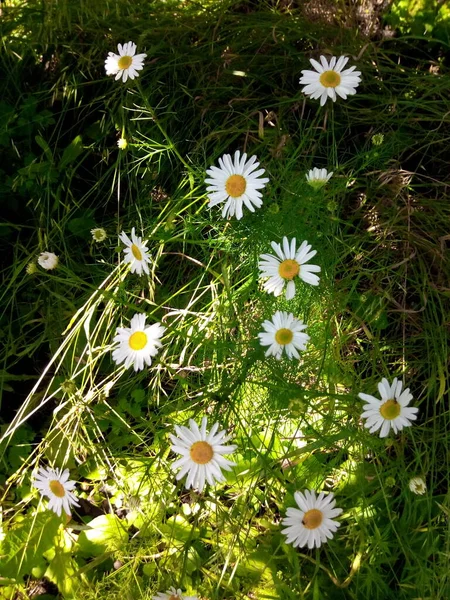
[281,490,343,549]
[169,417,237,493]
[258,310,309,360]
[105,41,147,83]
[258,237,321,300]
[117,137,128,150]
[112,313,165,372]
[38,252,58,270]
[91,228,107,242]
[152,587,198,600]
[408,477,426,495]
[205,150,269,220]
[359,377,419,438]
[299,55,362,107]
[119,227,151,275]
[306,168,333,190]
[32,466,80,517]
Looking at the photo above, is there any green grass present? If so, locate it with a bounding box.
[0,0,449,599]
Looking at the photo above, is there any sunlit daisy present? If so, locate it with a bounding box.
[205,150,269,220]
[32,466,80,517]
[258,310,309,360]
[306,168,333,190]
[105,41,147,83]
[408,477,426,495]
[359,377,419,438]
[112,313,165,372]
[169,417,237,493]
[299,55,362,106]
[91,228,107,242]
[38,252,59,270]
[281,489,342,549]
[152,588,198,600]
[119,227,151,275]
[258,237,321,299]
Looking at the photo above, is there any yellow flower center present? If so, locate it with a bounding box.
[49,480,66,498]
[225,174,247,198]
[278,259,300,280]
[274,328,293,345]
[118,55,133,70]
[190,441,214,464]
[319,70,341,88]
[302,508,323,530]
[168,596,180,600]
[131,244,143,260]
[380,399,401,420]
[128,331,148,351]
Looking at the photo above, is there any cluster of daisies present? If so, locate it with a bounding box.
[29,43,423,599]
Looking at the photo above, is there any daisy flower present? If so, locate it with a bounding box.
[258,310,309,360]
[104,41,147,83]
[306,168,333,190]
[258,237,321,300]
[408,477,426,495]
[169,417,237,493]
[117,137,128,150]
[281,490,342,549]
[38,252,58,270]
[32,466,80,517]
[112,313,165,372]
[91,228,107,242]
[205,150,269,220]
[119,227,151,275]
[359,377,419,438]
[152,588,198,600]
[299,55,362,107]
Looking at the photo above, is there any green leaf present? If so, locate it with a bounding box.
[45,551,82,598]
[58,135,84,170]
[35,135,53,163]
[77,515,128,557]
[0,512,61,580]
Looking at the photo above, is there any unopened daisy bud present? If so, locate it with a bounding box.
[408,477,426,495]
[38,252,59,270]
[385,476,396,488]
[26,262,38,275]
[371,133,384,146]
[117,137,128,150]
[91,228,108,243]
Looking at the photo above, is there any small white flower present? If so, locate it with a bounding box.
[112,313,165,372]
[117,137,128,150]
[119,227,151,275]
[38,252,59,270]
[359,377,419,438]
[258,237,321,300]
[306,168,333,190]
[32,466,80,517]
[91,228,107,242]
[281,489,343,549]
[258,310,309,360]
[205,150,269,220]
[169,417,237,493]
[152,588,198,600]
[299,55,362,106]
[408,477,426,495]
[105,41,147,83]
